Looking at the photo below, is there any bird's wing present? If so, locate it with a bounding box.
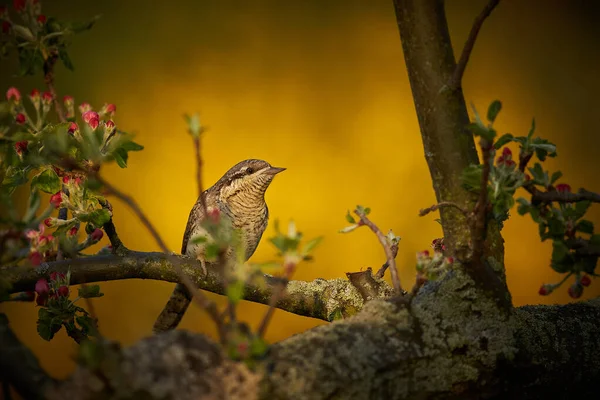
[181,192,208,255]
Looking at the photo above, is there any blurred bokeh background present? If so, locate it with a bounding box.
[1,0,599,379]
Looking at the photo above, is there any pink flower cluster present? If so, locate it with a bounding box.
[24,223,57,266]
[496,147,516,168]
[34,271,70,307]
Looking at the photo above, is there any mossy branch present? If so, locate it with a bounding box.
[2,251,388,322]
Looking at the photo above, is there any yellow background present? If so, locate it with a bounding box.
[1,0,600,379]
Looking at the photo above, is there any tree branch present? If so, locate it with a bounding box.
[531,188,600,205]
[2,251,379,322]
[447,0,501,90]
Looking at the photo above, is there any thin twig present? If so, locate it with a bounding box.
[419,201,470,217]
[42,52,66,123]
[448,0,501,90]
[375,240,399,279]
[355,210,403,293]
[257,276,290,338]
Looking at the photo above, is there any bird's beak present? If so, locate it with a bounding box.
[265,166,286,175]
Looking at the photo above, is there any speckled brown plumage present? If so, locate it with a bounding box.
[153,159,285,334]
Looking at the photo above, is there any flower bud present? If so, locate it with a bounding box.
[6,87,21,102]
[83,110,100,129]
[44,217,57,228]
[50,271,66,282]
[29,88,40,107]
[41,91,53,107]
[57,285,69,297]
[62,175,70,184]
[36,14,46,24]
[38,234,54,247]
[104,120,116,137]
[90,228,104,242]
[580,275,592,287]
[15,113,26,124]
[445,256,454,264]
[68,226,78,236]
[50,192,63,208]
[78,102,92,114]
[207,207,221,223]
[101,103,116,116]
[35,278,49,295]
[28,251,42,266]
[14,140,28,156]
[67,122,78,135]
[556,183,571,193]
[568,282,583,299]
[63,95,75,118]
[538,284,552,296]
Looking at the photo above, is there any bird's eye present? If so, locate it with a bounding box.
[246,168,254,175]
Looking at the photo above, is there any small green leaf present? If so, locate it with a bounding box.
[77,285,104,299]
[339,224,359,234]
[269,235,286,252]
[550,240,572,273]
[486,100,502,123]
[494,133,514,149]
[345,210,356,224]
[75,315,97,336]
[205,243,220,260]
[527,118,536,139]
[550,171,563,185]
[364,207,371,215]
[113,147,128,168]
[58,47,74,71]
[78,209,110,226]
[191,235,208,245]
[66,15,101,34]
[13,25,35,41]
[577,220,594,234]
[516,198,530,216]
[301,236,323,257]
[226,280,245,305]
[461,164,483,192]
[23,189,41,223]
[120,140,144,152]
[36,308,62,341]
[184,113,203,138]
[31,168,61,194]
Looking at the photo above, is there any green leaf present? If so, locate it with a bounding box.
[338,224,359,234]
[23,189,41,223]
[17,47,44,76]
[301,236,323,257]
[494,133,514,149]
[78,209,110,226]
[516,198,530,216]
[269,235,286,252]
[527,118,536,139]
[58,47,74,71]
[76,315,97,336]
[575,200,592,219]
[31,168,61,194]
[36,308,62,341]
[466,122,495,142]
[205,243,220,260]
[345,210,356,224]
[66,15,102,34]
[78,285,104,298]
[461,164,483,192]
[113,147,128,168]
[577,220,594,234]
[486,100,502,123]
[184,113,203,138]
[226,280,245,305]
[550,171,563,185]
[2,166,29,193]
[120,140,144,152]
[364,207,371,215]
[528,163,547,186]
[550,240,572,273]
[190,235,208,245]
[13,25,35,41]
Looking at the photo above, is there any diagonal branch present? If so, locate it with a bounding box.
[531,188,600,205]
[2,251,381,322]
[0,314,55,400]
[448,0,501,90]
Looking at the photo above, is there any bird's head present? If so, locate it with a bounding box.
[217,159,285,203]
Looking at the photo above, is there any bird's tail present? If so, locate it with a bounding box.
[152,283,192,334]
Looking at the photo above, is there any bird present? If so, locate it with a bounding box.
[152,159,285,334]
